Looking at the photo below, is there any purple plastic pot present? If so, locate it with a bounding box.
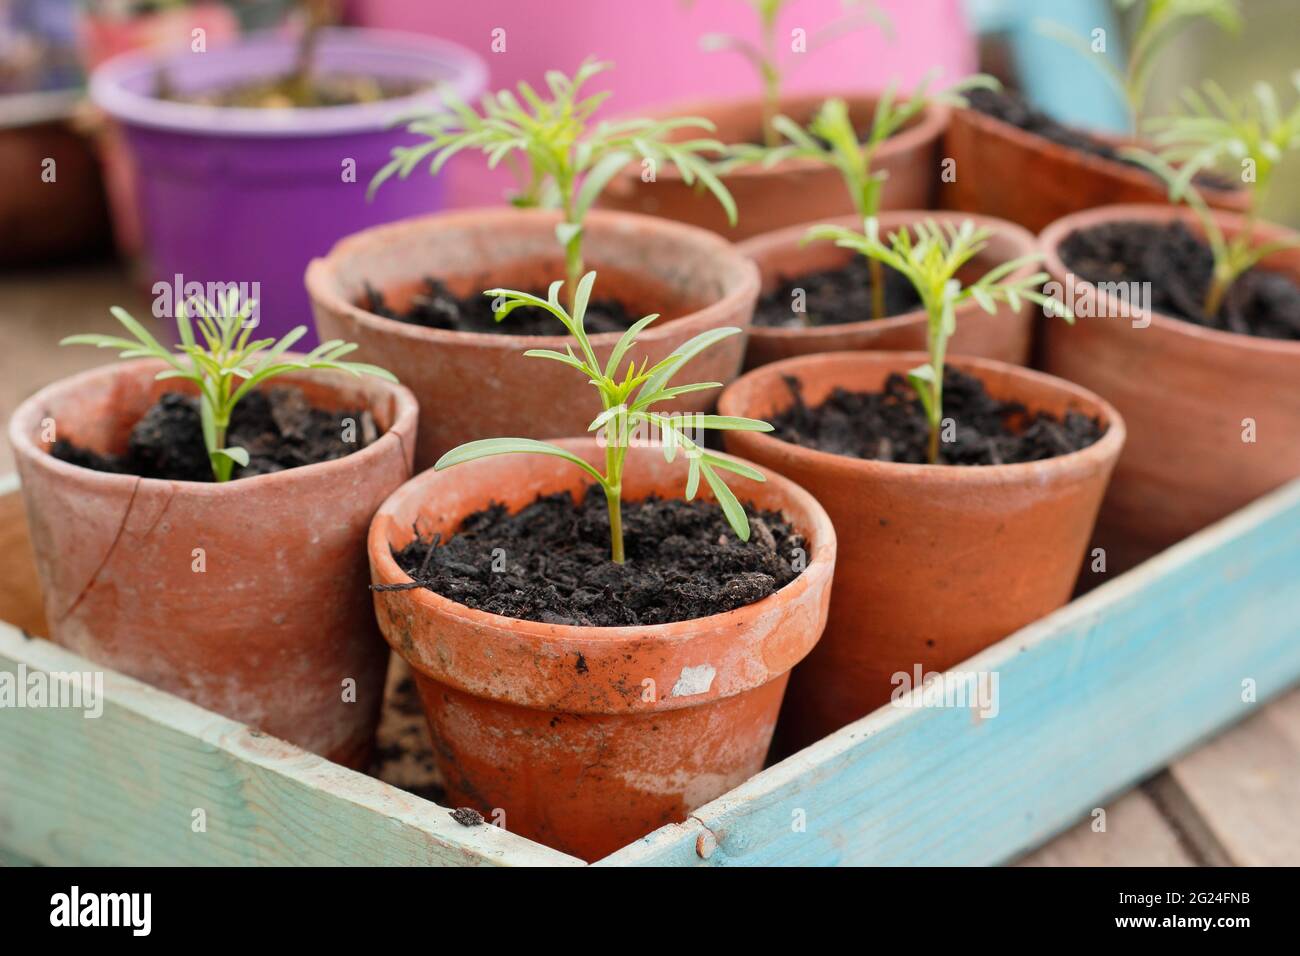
[90,27,486,343]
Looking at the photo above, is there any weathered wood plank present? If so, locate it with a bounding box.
[1153,687,1300,866]
[1016,789,1196,867]
[598,479,1300,866]
[0,625,583,867]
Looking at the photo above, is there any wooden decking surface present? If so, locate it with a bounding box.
[2,262,1296,866]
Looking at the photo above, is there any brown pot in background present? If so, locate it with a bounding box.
[597,93,948,240]
[308,207,759,471]
[718,351,1124,751]
[369,439,835,861]
[0,96,111,265]
[1039,203,1300,573]
[8,359,419,768]
[940,106,1248,234]
[738,210,1040,369]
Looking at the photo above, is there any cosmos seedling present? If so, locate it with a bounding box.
[722,73,998,319]
[370,59,735,312]
[433,272,773,564]
[697,0,891,146]
[1125,77,1300,316]
[808,219,1072,464]
[1038,0,1241,129]
[62,292,396,482]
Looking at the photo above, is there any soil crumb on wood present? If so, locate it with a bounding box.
[51,387,374,481]
[1060,220,1300,341]
[450,807,485,827]
[386,486,804,626]
[754,256,922,328]
[771,368,1104,465]
[363,279,637,336]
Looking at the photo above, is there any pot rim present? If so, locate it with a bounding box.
[717,350,1127,483]
[951,105,1245,201]
[89,26,488,138]
[613,90,949,183]
[1039,202,1300,356]
[305,206,762,350]
[738,209,1040,342]
[8,356,420,493]
[367,437,836,643]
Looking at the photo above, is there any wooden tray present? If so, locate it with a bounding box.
[2,473,1298,866]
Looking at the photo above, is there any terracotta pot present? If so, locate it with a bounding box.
[308,207,759,471]
[0,101,112,265]
[368,438,836,861]
[597,93,949,240]
[738,210,1039,369]
[718,351,1124,750]
[1039,203,1300,572]
[940,106,1249,234]
[8,359,419,767]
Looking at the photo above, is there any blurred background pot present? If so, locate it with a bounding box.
[598,93,948,240]
[368,439,835,861]
[719,351,1124,751]
[737,209,1038,369]
[89,27,487,343]
[307,207,760,471]
[8,359,419,767]
[1038,203,1300,573]
[940,105,1248,233]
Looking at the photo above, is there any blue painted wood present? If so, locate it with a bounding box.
[598,479,1300,866]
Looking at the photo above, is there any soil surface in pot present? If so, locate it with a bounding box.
[1060,220,1300,340]
[51,387,374,481]
[363,279,637,336]
[384,486,803,626]
[771,368,1104,465]
[754,257,921,328]
[162,74,425,109]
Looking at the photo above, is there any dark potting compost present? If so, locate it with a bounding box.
[51,387,373,481]
[386,485,804,626]
[1060,220,1300,340]
[754,256,922,328]
[771,369,1104,465]
[363,279,637,335]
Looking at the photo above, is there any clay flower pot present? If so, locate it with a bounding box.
[9,359,419,768]
[718,351,1124,750]
[308,207,760,471]
[1039,203,1300,572]
[738,210,1039,369]
[597,93,949,240]
[940,106,1247,234]
[368,439,836,861]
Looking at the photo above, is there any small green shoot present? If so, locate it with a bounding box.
[1124,76,1300,316]
[432,272,773,564]
[370,60,736,312]
[61,292,396,482]
[722,72,999,319]
[807,219,1072,464]
[697,0,892,145]
[1037,0,1241,129]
